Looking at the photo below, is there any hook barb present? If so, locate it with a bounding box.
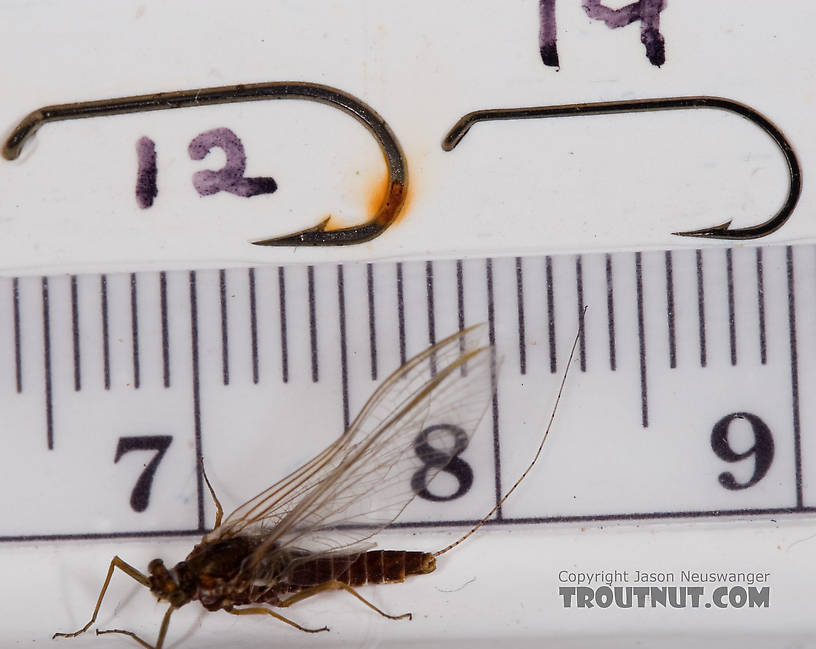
[443,96,801,240]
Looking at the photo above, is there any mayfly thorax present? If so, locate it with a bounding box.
[52,323,579,649]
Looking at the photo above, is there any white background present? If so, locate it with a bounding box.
[2,1,816,647]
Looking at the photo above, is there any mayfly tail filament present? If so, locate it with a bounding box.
[433,311,585,558]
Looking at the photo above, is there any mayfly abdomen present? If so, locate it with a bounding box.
[347,551,436,586]
[285,551,435,591]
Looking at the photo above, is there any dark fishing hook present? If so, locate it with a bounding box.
[2,82,407,246]
[442,96,800,240]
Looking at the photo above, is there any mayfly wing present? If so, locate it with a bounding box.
[208,324,489,543]
[214,325,494,572]
[268,336,493,555]
[253,325,493,565]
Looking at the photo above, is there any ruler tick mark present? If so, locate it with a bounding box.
[307,265,318,383]
[189,271,206,531]
[456,260,465,332]
[130,273,141,389]
[12,278,21,393]
[664,251,676,369]
[278,267,288,383]
[367,263,377,381]
[337,265,350,430]
[575,255,586,372]
[786,246,803,509]
[426,260,437,375]
[515,257,527,375]
[606,254,617,372]
[486,258,503,520]
[248,268,259,384]
[160,272,170,388]
[457,260,466,376]
[70,276,81,391]
[726,249,737,366]
[219,269,230,386]
[696,249,707,368]
[42,277,54,449]
[396,262,406,366]
[101,275,110,390]
[756,248,767,365]
[546,256,556,374]
[635,253,648,428]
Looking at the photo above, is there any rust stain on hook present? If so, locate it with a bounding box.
[2,82,408,246]
[368,171,411,228]
[254,165,407,246]
[442,96,801,240]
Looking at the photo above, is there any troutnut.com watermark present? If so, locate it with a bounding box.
[557,569,771,609]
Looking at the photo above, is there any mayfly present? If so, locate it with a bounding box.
[53,323,578,648]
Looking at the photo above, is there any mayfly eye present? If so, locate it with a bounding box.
[410,424,474,502]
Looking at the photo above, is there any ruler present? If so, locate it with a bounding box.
[1,242,812,542]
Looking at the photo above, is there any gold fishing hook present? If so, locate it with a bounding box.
[442,96,801,240]
[2,82,407,246]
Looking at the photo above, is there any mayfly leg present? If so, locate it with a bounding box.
[227,607,329,634]
[200,460,224,530]
[52,556,150,639]
[96,605,174,649]
[278,581,412,621]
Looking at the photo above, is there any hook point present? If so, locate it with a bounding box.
[251,216,331,246]
[672,219,734,239]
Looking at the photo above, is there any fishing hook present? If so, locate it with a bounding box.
[442,96,800,240]
[2,82,407,246]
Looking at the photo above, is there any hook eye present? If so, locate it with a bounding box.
[442,96,801,240]
[2,82,408,246]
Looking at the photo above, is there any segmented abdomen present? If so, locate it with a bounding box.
[285,550,436,590]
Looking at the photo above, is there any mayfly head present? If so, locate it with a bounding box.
[147,558,194,608]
